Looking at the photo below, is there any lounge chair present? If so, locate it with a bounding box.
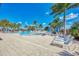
[50,35,76,51]
[50,35,64,48]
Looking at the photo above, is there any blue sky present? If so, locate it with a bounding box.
[0,3,79,29]
[0,3,53,26]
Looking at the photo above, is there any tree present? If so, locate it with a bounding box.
[49,18,63,33]
[44,26,49,31]
[38,24,43,31]
[27,26,35,31]
[71,21,79,37]
[33,20,37,25]
[32,20,38,30]
[51,3,79,36]
[57,21,64,32]
[0,19,11,32]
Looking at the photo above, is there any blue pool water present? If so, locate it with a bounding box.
[19,31,32,35]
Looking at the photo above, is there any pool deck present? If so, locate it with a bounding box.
[0,33,79,56]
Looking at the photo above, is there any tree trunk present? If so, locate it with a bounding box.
[59,27,61,33]
[64,8,66,36]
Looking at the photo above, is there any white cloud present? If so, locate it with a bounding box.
[45,12,49,15]
[43,23,46,25]
[17,21,22,24]
[59,13,79,20]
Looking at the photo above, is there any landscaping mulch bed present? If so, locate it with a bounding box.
[74,36,79,41]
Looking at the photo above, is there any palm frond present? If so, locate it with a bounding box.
[67,3,79,9]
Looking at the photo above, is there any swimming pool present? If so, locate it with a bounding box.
[19,31,32,36]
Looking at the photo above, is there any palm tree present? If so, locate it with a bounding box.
[38,24,43,31]
[32,20,38,30]
[49,17,63,34]
[0,19,22,32]
[33,20,37,25]
[71,21,79,37]
[57,21,64,33]
[44,26,49,31]
[51,3,79,36]
[12,23,17,30]
[49,17,60,32]
[0,19,10,32]
[27,26,35,31]
[16,22,22,31]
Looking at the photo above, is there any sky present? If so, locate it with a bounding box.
[0,3,79,29]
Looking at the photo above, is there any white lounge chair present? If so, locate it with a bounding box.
[50,35,76,51]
